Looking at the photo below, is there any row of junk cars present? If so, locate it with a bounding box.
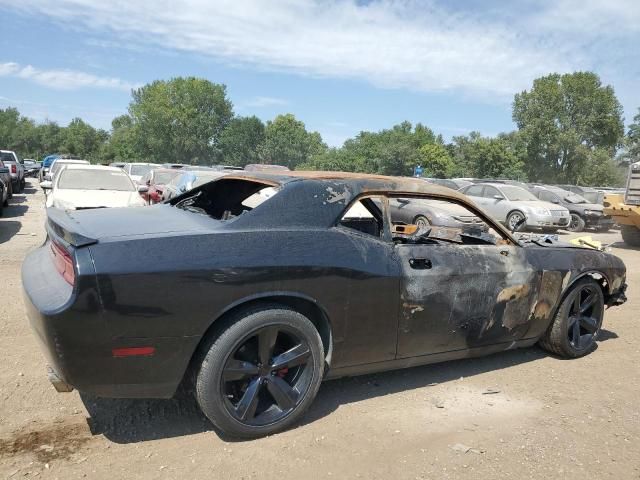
[1,150,621,234]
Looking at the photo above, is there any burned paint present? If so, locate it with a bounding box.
[23,170,627,400]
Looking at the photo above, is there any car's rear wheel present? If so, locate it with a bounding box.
[7,182,12,200]
[413,215,431,229]
[538,278,604,358]
[195,305,324,438]
[567,213,585,232]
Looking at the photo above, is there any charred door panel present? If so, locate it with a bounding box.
[395,244,539,358]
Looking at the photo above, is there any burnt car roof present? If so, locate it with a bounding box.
[220,170,468,199]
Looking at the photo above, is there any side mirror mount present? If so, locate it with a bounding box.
[44,173,52,181]
[493,195,504,201]
[137,185,149,193]
[40,180,53,190]
[552,199,560,204]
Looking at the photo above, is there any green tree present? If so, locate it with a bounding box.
[263,114,326,169]
[512,72,624,183]
[61,118,108,161]
[623,108,640,164]
[577,148,624,186]
[128,77,234,164]
[451,132,525,179]
[218,116,265,166]
[100,115,138,162]
[419,143,454,178]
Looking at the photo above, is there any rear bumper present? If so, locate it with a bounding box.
[22,244,199,399]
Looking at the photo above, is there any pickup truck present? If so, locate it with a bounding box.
[0,150,25,193]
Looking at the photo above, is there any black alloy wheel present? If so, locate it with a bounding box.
[538,278,604,358]
[221,325,313,426]
[566,284,603,352]
[195,305,324,438]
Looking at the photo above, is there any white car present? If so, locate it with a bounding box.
[123,163,158,185]
[46,159,90,181]
[41,164,147,210]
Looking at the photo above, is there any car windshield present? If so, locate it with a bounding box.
[550,188,587,204]
[193,172,226,188]
[51,161,88,175]
[500,185,538,201]
[155,171,179,184]
[58,169,135,191]
[0,152,15,163]
[130,164,154,176]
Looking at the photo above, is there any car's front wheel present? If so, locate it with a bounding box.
[567,213,585,232]
[507,211,527,232]
[538,277,604,358]
[195,305,324,438]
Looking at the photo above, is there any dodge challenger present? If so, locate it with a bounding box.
[23,172,627,438]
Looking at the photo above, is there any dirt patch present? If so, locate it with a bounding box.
[0,420,92,464]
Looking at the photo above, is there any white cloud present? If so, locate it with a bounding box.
[1,0,638,105]
[0,61,138,91]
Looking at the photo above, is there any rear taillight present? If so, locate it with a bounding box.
[50,241,75,285]
[11,165,16,174]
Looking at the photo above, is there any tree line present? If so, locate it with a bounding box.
[1,72,639,186]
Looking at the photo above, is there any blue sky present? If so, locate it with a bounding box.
[1,0,639,147]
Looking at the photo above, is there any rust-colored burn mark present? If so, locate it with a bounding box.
[496,283,533,330]
[0,420,92,464]
[532,271,566,321]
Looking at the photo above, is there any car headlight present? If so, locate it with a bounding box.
[533,208,551,215]
[584,209,602,216]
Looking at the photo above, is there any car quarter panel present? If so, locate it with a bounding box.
[87,226,401,392]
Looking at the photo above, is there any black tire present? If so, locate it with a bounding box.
[20,178,26,190]
[506,210,527,232]
[195,304,324,438]
[567,213,585,232]
[538,278,604,358]
[413,215,431,229]
[7,182,12,200]
[620,226,640,247]
[15,180,22,194]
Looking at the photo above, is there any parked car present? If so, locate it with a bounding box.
[244,164,290,171]
[40,164,147,210]
[388,197,488,231]
[39,154,60,181]
[556,185,605,205]
[422,178,472,191]
[122,163,158,185]
[529,185,614,233]
[138,168,181,204]
[23,159,41,177]
[162,169,228,201]
[0,150,25,193]
[0,160,9,216]
[460,183,570,232]
[161,163,188,170]
[23,172,627,439]
[109,162,127,169]
[46,159,90,181]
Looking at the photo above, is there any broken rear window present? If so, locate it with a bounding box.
[172,178,279,220]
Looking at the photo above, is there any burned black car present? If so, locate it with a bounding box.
[23,172,627,438]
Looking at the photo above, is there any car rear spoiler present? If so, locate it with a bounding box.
[46,207,98,247]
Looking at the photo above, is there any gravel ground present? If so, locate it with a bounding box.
[1,179,639,479]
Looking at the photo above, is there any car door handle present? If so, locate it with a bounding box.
[409,258,432,269]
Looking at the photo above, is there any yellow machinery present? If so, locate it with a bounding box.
[604,160,640,247]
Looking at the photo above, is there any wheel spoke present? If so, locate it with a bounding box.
[258,327,279,365]
[580,292,597,313]
[571,317,581,347]
[266,376,298,410]
[580,315,599,334]
[271,343,310,370]
[572,291,582,314]
[223,359,259,382]
[234,377,262,421]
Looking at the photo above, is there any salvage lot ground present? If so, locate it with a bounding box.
[0,179,639,479]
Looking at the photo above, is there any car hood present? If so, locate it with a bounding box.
[511,200,563,211]
[62,203,216,241]
[51,189,144,209]
[569,202,603,211]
